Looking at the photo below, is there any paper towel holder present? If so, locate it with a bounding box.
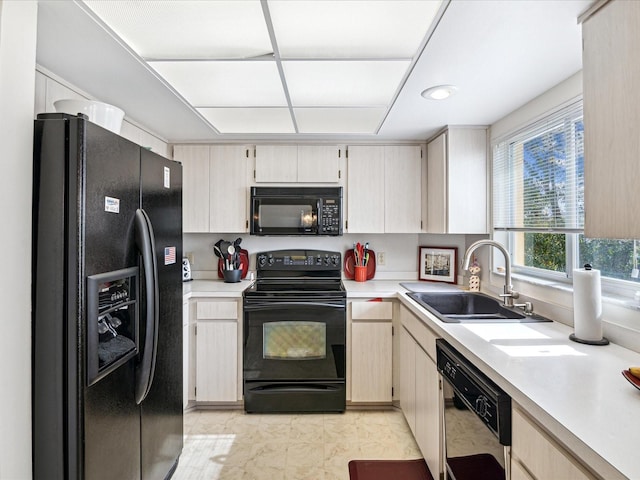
[569,264,610,345]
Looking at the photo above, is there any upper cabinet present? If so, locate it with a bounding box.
[174,144,249,233]
[426,127,487,234]
[346,145,423,233]
[254,145,341,183]
[581,0,640,239]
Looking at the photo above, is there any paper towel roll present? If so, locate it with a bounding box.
[573,265,603,341]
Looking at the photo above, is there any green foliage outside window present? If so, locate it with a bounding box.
[524,233,566,272]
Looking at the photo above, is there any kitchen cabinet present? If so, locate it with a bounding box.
[349,300,393,403]
[34,71,169,158]
[512,406,596,480]
[254,145,340,183]
[209,145,249,233]
[194,300,240,403]
[399,305,442,480]
[346,146,385,233]
[426,127,487,234]
[173,144,250,233]
[581,0,640,239]
[174,145,210,233]
[346,145,423,233]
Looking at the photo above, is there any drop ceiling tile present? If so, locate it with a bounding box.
[283,61,410,106]
[149,61,287,106]
[198,108,295,134]
[294,108,386,134]
[84,0,273,59]
[268,0,443,58]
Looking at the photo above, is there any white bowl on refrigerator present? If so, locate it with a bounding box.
[54,99,125,134]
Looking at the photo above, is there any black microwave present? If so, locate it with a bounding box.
[250,186,343,236]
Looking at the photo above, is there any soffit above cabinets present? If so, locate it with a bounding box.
[82,0,443,135]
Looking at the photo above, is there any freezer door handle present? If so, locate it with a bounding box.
[134,208,159,405]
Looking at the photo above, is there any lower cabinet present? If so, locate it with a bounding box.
[399,305,442,480]
[512,406,596,480]
[349,300,393,403]
[193,299,240,403]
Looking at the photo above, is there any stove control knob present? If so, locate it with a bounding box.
[258,255,267,267]
[331,255,340,266]
[268,254,274,266]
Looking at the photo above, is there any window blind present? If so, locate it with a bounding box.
[493,100,584,233]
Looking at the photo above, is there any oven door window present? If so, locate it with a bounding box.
[263,321,326,360]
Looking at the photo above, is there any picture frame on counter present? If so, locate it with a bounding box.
[419,246,457,283]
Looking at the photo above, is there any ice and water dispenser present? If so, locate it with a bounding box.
[86,267,139,385]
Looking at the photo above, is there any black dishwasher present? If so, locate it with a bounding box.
[436,339,511,480]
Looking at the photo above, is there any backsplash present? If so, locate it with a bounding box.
[183,232,476,281]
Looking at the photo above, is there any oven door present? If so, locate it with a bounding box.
[243,295,346,412]
[250,196,320,235]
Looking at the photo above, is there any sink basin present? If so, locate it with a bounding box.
[406,291,551,323]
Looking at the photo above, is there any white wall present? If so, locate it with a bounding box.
[0,1,38,478]
[185,232,477,282]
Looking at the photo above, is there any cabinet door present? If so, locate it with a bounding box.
[400,326,417,433]
[195,321,238,402]
[174,145,210,232]
[426,132,447,233]
[384,145,422,233]
[511,460,535,480]
[351,321,392,403]
[447,128,487,233]
[346,145,385,233]
[512,407,595,480]
[297,145,340,182]
[582,0,640,239]
[209,145,249,232]
[415,345,441,480]
[254,145,298,182]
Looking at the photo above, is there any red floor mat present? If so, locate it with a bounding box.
[348,459,434,480]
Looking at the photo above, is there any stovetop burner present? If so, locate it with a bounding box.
[245,249,345,297]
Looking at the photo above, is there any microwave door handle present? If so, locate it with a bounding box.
[317,199,321,231]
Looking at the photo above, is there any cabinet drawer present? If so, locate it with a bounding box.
[400,307,438,361]
[351,301,392,320]
[512,407,595,480]
[196,301,238,320]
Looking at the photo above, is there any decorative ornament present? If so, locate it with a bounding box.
[468,262,481,292]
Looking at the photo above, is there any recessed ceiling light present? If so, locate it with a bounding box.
[421,85,458,100]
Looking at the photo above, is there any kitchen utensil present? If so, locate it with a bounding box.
[213,245,223,258]
[217,249,249,279]
[344,249,376,280]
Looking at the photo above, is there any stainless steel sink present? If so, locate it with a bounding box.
[406,291,551,323]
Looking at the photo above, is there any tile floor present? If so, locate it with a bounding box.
[173,408,423,480]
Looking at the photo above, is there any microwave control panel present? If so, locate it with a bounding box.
[320,199,342,234]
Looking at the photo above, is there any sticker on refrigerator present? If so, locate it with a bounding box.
[164,246,176,265]
[164,166,170,189]
[104,196,120,213]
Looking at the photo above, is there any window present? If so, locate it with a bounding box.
[493,99,640,290]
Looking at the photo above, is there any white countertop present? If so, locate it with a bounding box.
[399,289,640,480]
[184,279,640,479]
[183,278,251,298]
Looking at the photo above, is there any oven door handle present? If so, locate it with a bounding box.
[244,301,344,310]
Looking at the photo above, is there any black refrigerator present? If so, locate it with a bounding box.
[32,113,183,480]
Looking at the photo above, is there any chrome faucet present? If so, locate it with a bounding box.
[462,239,519,307]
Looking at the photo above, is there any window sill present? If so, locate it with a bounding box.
[492,270,640,312]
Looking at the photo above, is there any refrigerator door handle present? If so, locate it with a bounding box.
[134,208,159,405]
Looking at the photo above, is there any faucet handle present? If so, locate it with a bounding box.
[513,301,534,315]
